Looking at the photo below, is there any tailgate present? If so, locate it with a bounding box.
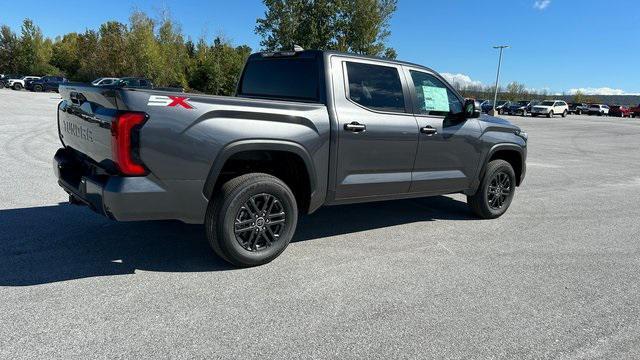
[58,84,119,166]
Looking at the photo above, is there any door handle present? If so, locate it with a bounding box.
[420,125,437,135]
[344,122,366,132]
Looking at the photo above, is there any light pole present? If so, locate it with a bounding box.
[491,45,509,115]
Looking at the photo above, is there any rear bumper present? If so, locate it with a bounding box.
[54,148,208,224]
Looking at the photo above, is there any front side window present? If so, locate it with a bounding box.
[346,62,405,113]
[409,70,462,116]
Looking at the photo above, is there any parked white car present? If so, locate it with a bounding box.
[91,77,119,86]
[530,100,569,118]
[6,76,41,90]
[588,104,609,116]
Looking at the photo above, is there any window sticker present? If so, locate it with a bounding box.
[422,86,450,112]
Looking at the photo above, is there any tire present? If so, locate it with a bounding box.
[34,85,43,92]
[547,110,554,118]
[562,110,567,118]
[205,173,298,267]
[12,83,22,90]
[467,159,516,219]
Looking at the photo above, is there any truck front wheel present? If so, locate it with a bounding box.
[205,173,298,267]
[467,160,516,219]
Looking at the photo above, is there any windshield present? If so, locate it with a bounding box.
[541,101,555,106]
[496,101,507,106]
[518,101,529,105]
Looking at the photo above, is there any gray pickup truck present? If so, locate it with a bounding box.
[54,49,527,266]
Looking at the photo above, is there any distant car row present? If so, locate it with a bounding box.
[0,74,155,92]
[479,99,639,118]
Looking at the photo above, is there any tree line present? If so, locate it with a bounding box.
[0,0,397,95]
[454,81,604,104]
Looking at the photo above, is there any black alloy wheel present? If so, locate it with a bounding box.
[487,172,512,210]
[233,193,286,252]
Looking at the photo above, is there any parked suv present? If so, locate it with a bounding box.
[609,105,630,118]
[6,75,40,90]
[481,100,508,114]
[91,77,119,86]
[505,100,532,116]
[530,100,569,118]
[117,77,153,89]
[568,103,589,115]
[25,76,68,92]
[588,104,609,116]
[0,74,22,87]
[53,50,527,267]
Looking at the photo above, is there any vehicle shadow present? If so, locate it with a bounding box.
[0,196,474,286]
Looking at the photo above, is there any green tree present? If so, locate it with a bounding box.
[97,21,129,77]
[505,81,527,101]
[51,33,80,78]
[0,25,19,73]
[572,90,587,103]
[75,29,100,81]
[125,11,161,80]
[256,0,397,58]
[155,17,189,87]
[16,19,57,75]
[188,37,251,95]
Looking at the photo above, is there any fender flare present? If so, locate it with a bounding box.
[202,139,317,200]
[472,143,526,190]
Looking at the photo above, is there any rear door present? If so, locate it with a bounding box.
[403,67,482,194]
[331,56,419,200]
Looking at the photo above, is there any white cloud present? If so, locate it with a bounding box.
[441,73,482,89]
[533,0,551,10]
[568,87,640,96]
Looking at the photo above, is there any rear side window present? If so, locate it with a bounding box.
[239,57,319,102]
[345,62,405,113]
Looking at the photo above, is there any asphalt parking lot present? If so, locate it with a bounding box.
[1,88,640,359]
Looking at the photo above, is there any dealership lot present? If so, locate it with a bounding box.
[1,88,640,359]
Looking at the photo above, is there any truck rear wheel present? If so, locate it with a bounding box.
[467,160,516,219]
[205,173,298,267]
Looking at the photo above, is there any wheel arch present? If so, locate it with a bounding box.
[203,139,318,213]
[479,143,526,187]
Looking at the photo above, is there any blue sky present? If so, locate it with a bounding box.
[2,0,638,95]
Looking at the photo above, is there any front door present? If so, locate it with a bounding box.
[404,68,482,194]
[331,57,420,200]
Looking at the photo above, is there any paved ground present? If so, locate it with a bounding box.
[1,88,640,359]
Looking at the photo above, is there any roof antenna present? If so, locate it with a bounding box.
[293,45,304,52]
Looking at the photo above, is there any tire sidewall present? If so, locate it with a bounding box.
[480,162,516,218]
[218,178,298,266]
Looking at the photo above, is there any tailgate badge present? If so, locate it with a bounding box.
[147,95,194,109]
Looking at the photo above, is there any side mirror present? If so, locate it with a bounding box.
[465,99,481,118]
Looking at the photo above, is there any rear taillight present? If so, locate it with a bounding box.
[111,112,148,176]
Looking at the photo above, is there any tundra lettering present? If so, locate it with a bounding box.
[53,49,527,267]
[62,120,94,142]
